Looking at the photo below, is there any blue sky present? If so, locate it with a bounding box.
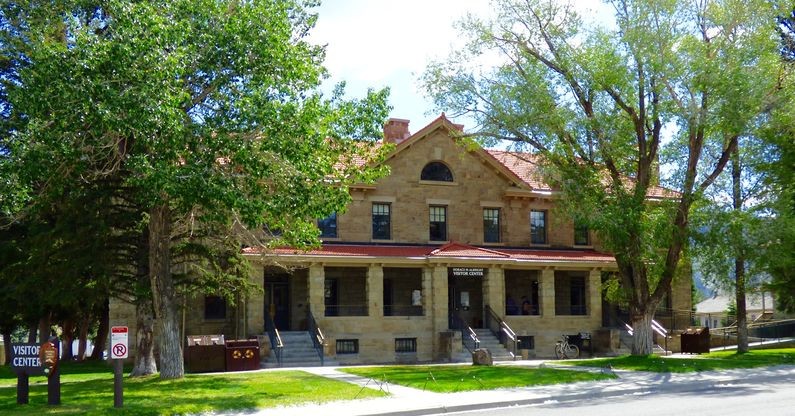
[310,0,611,135]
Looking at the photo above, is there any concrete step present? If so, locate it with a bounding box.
[263,331,335,368]
[470,329,515,360]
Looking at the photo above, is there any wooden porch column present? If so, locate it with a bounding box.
[367,264,384,318]
[308,264,325,319]
[485,267,505,316]
[540,268,556,317]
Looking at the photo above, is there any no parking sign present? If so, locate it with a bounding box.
[110,326,129,359]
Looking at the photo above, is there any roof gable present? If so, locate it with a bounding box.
[380,114,532,190]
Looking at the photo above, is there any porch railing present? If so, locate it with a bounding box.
[306,307,325,366]
[324,304,368,317]
[383,304,423,316]
[264,310,283,367]
[450,311,479,353]
[485,305,518,360]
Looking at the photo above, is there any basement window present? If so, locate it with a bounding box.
[336,339,359,355]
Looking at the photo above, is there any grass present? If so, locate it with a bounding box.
[340,364,616,393]
[0,361,385,415]
[564,348,795,373]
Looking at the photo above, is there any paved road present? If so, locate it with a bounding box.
[238,362,795,416]
[438,379,795,416]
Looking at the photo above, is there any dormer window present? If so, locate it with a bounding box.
[420,162,453,182]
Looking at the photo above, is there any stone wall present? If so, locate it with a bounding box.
[339,129,596,248]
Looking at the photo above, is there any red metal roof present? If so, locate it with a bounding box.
[244,242,614,263]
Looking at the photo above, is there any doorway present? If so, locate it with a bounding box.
[264,272,290,331]
[448,268,485,328]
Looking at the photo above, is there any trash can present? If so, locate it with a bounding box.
[225,339,261,372]
[680,327,710,354]
[184,335,226,373]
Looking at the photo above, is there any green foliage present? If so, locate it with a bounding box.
[341,365,615,393]
[1,0,391,376]
[0,362,385,415]
[422,0,792,353]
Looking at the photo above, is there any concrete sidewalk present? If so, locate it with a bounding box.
[229,360,795,416]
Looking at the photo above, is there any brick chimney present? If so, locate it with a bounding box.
[383,118,411,144]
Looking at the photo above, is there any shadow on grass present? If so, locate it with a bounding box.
[566,348,795,373]
[342,365,615,393]
[1,368,383,415]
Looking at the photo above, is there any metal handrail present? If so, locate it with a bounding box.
[485,305,517,360]
[306,307,325,366]
[450,312,479,353]
[264,311,283,367]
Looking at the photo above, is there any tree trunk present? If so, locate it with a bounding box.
[27,320,37,343]
[61,319,75,361]
[732,147,749,353]
[2,332,11,365]
[630,308,655,355]
[77,316,89,361]
[149,203,183,379]
[90,299,109,360]
[38,314,51,343]
[130,297,158,376]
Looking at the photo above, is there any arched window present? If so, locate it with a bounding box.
[420,162,454,182]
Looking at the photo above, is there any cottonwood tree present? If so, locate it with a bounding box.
[2,0,390,379]
[691,136,775,353]
[423,0,790,354]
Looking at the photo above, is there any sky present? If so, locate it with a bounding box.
[310,0,612,135]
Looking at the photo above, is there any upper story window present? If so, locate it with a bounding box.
[483,208,501,243]
[420,162,454,182]
[530,210,547,244]
[574,221,589,246]
[429,205,448,241]
[372,203,391,240]
[318,212,337,238]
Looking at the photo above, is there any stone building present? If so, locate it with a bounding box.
[111,114,691,365]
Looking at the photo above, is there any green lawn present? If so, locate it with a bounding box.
[0,361,385,415]
[565,348,795,373]
[341,364,616,393]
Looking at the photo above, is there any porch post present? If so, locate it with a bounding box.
[540,268,556,317]
[430,265,449,360]
[367,264,384,318]
[485,267,505,316]
[308,263,325,318]
[246,264,265,335]
[588,269,602,325]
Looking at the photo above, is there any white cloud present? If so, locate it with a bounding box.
[310,0,614,132]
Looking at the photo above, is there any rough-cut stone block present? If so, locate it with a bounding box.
[472,348,493,366]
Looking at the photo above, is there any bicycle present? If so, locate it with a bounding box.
[554,334,580,359]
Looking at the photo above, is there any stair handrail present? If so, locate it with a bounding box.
[450,311,479,353]
[264,310,283,367]
[651,318,669,354]
[306,307,325,366]
[622,319,669,354]
[485,305,518,360]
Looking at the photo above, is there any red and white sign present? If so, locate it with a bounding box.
[110,326,129,359]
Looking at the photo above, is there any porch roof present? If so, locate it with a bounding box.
[243,242,615,264]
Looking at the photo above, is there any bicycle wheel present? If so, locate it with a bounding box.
[554,344,563,359]
[565,345,580,359]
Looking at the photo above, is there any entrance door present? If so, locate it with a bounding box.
[264,274,290,331]
[448,268,485,328]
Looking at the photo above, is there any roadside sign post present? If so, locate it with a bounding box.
[110,326,129,408]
